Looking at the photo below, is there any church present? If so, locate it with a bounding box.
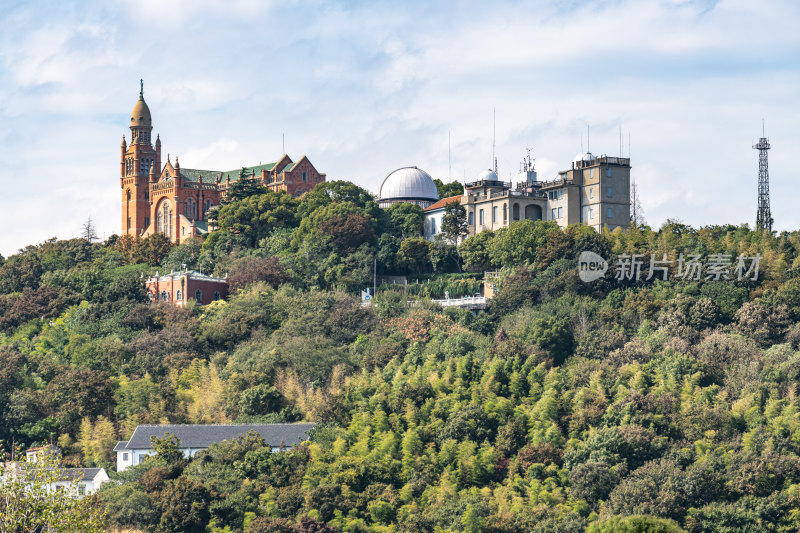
[120,82,326,243]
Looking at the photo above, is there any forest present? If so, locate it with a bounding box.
[3,178,800,532]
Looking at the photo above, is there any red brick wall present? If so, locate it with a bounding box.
[146,273,228,306]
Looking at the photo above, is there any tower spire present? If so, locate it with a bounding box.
[140,79,144,100]
[753,122,772,231]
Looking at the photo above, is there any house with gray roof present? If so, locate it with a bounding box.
[114,423,315,471]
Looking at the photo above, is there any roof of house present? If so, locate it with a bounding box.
[424,195,464,212]
[113,441,128,452]
[59,468,106,482]
[122,423,315,450]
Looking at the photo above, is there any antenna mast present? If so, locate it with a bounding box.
[754,121,772,231]
[492,109,497,173]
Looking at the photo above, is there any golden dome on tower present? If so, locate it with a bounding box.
[130,79,152,127]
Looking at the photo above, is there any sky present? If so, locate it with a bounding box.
[0,0,798,256]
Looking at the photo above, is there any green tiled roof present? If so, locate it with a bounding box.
[194,220,209,234]
[282,162,297,172]
[180,168,223,184]
[180,162,283,184]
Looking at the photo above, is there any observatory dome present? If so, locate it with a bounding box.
[476,169,499,182]
[378,166,440,209]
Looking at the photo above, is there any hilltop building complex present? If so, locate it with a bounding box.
[120,82,326,244]
[414,151,632,241]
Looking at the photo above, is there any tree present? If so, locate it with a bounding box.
[220,168,269,205]
[386,203,424,238]
[441,202,467,245]
[0,451,106,532]
[630,179,646,227]
[153,477,211,533]
[215,190,300,247]
[81,217,99,243]
[460,231,495,272]
[396,238,433,274]
[433,179,464,199]
[586,515,685,533]
[228,256,291,292]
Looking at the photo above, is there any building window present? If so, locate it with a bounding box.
[590,168,594,178]
[607,207,613,218]
[184,198,197,220]
[195,289,202,302]
[78,485,86,496]
[302,171,307,182]
[161,290,168,302]
[431,218,436,234]
[144,190,149,201]
[479,209,484,225]
[503,204,507,222]
[558,190,563,199]
[558,207,563,218]
[468,212,474,225]
[144,216,150,228]
[127,217,131,229]
[551,208,557,220]
[492,206,497,223]
[181,227,185,236]
[589,188,594,199]
[214,291,221,301]
[606,167,612,177]
[156,200,173,237]
[607,186,612,197]
[513,203,520,220]
[123,452,129,461]
[589,207,594,219]
[176,290,182,302]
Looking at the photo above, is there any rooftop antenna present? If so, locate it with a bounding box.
[587,125,590,154]
[492,108,497,173]
[448,130,452,181]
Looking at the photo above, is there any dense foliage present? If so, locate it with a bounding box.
[3,179,800,532]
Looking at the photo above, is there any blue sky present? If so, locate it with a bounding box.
[0,0,798,255]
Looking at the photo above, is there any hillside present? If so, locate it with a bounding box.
[3,181,800,532]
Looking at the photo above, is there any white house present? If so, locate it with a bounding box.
[114,423,315,471]
[423,195,464,241]
[55,468,110,496]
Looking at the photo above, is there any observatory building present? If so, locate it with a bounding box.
[378,166,440,209]
[422,150,632,241]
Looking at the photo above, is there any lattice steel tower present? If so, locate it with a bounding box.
[754,122,772,231]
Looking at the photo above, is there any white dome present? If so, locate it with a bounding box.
[476,169,499,181]
[573,152,594,163]
[379,166,439,202]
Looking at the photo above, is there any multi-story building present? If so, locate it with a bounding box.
[121,82,326,244]
[423,151,631,240]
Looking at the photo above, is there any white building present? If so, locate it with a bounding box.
[115,423,315,471]
[55,468,110,496]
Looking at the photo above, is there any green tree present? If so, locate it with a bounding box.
[153,477,212,533]
[586,515,685,533]
[0,451,106,532]
[460,230,495,272]
[386,202,425,238]
[433,179,464,199]
[215,190,300,247]
[441,202,467,245]
[220,168,269,205]
[396,238,433,274]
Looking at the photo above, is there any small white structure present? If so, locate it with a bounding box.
[55,468,110,496]
[378,166,440,209]
[115,423,315,471]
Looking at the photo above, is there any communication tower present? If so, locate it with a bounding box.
[754,121,772,231]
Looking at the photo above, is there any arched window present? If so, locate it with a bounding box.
[214,291,220,301]
[126,190,131,202]
[513,203,520,221]
[195,289,202,303]
[184,198,197,220]
[156,200,173,237]
[161,290,168,302]
[503,204,507,223]
[176,290,182,302]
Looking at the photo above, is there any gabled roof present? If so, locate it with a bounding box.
[424,195,463,212]
[180,168,223,184]
[60,468,106,481]
[122,423,315,450]
[113,441,128,452]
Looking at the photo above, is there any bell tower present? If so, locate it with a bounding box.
[121,80,161,237]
